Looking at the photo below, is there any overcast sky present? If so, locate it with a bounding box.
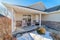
[0,0,60,8]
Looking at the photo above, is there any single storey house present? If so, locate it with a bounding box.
[0,2,60,33]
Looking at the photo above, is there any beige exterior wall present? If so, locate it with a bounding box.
[15,13,23,21]
[42,12,60,22]
[15,13,39,21]
[14,13,40,27]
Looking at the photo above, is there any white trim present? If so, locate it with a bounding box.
[12,8,16,32]
[36,15,39,22]
[39,13,41,27]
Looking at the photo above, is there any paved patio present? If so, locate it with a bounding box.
[12,25,39,37]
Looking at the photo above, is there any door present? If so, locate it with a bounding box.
[27,15,31,26]
[23,15,31,26]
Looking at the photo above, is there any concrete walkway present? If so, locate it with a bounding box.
[12,26,39,37]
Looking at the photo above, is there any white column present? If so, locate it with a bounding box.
[31,15,34,26]
[36,15,39,22]
[12,8,16,32]
[39,13,41,27]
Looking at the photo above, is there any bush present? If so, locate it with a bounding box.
[37,27,46,34]
[50,32,60,40]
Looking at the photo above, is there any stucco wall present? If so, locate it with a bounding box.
[15,13,36,21]
[15,13,23,21]
[15,13,40,23]
[42,12,60,22]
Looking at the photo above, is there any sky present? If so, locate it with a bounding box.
[0,0,60,8]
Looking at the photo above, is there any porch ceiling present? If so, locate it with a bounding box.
[3,3,47,14]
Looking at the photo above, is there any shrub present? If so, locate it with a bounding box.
[50,32,60,40]
[37,27,46,34]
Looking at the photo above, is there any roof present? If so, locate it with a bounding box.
[29,2,46,11]
[2,3,60,13]
[14,5,60,12]
[44,5,60,12]
[15,5,43,11]
[0,14,4,17]
[2,3,45,12]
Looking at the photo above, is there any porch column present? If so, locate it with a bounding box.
[12,8,16,32]
[39,13,41,27]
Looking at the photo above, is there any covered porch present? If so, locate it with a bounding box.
[3,3,47,32]
[12,6,45,32]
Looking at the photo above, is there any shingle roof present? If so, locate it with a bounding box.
[14,5,44,11]
[9,4,60,12]
[0,14,4,17]
[44,5,60,12]
[15,5,60,12]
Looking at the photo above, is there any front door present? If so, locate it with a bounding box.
[27,15,31,26]
[23,15,31,26]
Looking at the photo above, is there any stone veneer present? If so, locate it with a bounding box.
[41,21,60,31]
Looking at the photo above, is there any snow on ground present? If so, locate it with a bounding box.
[17,31,53,40]
[17,33,33,40]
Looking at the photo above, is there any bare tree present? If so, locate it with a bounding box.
[3,9,12,40]
[0,8,12,40]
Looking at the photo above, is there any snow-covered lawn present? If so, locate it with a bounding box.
[17,31,53,40]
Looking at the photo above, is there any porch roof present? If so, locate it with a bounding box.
[0,14,4,17]
[3,3,47,14]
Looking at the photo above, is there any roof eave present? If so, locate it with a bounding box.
[2,3,47,14]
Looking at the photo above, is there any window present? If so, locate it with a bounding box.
[16,21,22,27]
